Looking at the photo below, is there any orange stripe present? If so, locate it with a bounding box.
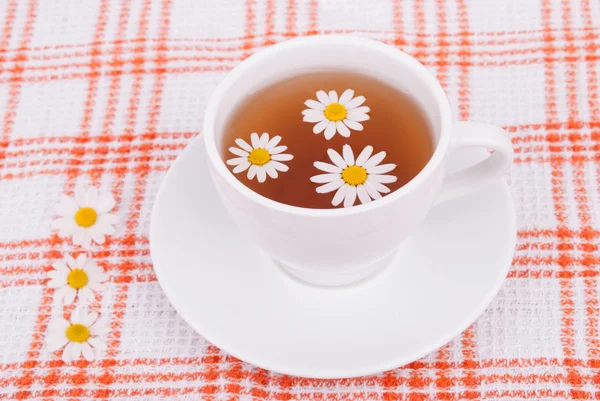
[285,0,297,38]
[91,0,133,186]
[263,0,276,45]
[306,0,318,35]
[456,0,470,121]
[0,0,37,171]
[391,0,405,49]
[412,0,426,62]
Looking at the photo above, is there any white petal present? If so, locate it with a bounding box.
[324,122,337,140]
[367,164,396,175]
[367,179,392,194]
[368,174,397,184]
[302,109,324,117]
[316,90,331,105]
[55,218,76,238]
[84,311,98,326]
[47,318,70,333]
[328,90,338,103]
[74,185,86,206]
[256,167,267,183]
[235,138,253,152]
[80,230,92,249]
[65,254,77,270]
[89,323,109,336]
[247,165,257,180]
[96,192,116,214]
[70,342,83,360]
[343,119,363,131]
[357,185,372,205]
[332,185,348,206]
[80,287,95,303]
[47,335,69,352]
[303,114,324,123]
[338,89,354,105]
[346,112,370,122]
[52,261,70,274]
[70,307,85,324]
[304,99,325,111]
[365,182,383,199]
[271,153,293,161]
[310,173,340,184]
[55,195,78,217]
[314,162,342,174]
[228,147,249,157]
[265,163,278,179]
[342,144,355,166]
[54,286,69,303]
[265,135,282,150]
[101,213,119,224]
[62,342,75,362]
[47,278,66,288]
[345,95,366,109]
[316,179,344,194]
[348,106,370,114]
[269,146,287,155]
[63,288,77,305]
[226,157,247,166]
[88,282,107,292]
[75,253,87,268]
[363,151,387,169]
[93,217,115,236]
[84,186,98,208]
[47,270,67,280]
[356,146,374,166]
[271,161,289,172]
[327,149,347,169]
[250,133,260,148]
[72,226,85,246]
[343,186,357,208]
[259,132,269,148]
[233,161,251,174]
[313,119,329,134]
[89,226,106,244]
[81,342,94,361]
[336,121,351,138]
[88,337,107,350]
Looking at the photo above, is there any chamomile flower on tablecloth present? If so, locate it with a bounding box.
[46,307,107,362]
[52,185,118,249]
[47,253,107,305]
[311,144,397,208]
[227,132,294,183]
[302,89,370,140]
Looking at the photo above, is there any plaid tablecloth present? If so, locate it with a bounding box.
[1,0,600,399]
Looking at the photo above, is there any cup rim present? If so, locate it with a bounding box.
[203,35,452,217]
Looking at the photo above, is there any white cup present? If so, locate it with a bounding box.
[203,35,513,287]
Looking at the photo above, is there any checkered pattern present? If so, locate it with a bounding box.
[0,0,599,399]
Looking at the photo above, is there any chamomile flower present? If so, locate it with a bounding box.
[302,89,370,140]
[311,144,397,208]
[45,307,107,362]
[52,185,118,249]
[226,132,294,183]
[47,253,107,305]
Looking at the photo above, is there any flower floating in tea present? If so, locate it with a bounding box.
[302,89,370,140]
[311,144,397,208]
[47,253,108,305]
[46,307,107,362]
[227,132,294,183]
[52,184,119,249]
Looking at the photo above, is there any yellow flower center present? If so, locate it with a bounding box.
[67,268,89,289]
[248,148,271,166]
[324,103,347,122]
[74,207,97,228]
[341,165,368,186]
[65,324,90,343]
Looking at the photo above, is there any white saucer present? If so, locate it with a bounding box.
[150,136,516,379]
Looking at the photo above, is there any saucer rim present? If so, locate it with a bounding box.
[150,137,517,379]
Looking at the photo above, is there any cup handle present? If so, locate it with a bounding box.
[434,121,513,205]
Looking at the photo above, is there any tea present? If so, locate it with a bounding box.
[221,71,434,209]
